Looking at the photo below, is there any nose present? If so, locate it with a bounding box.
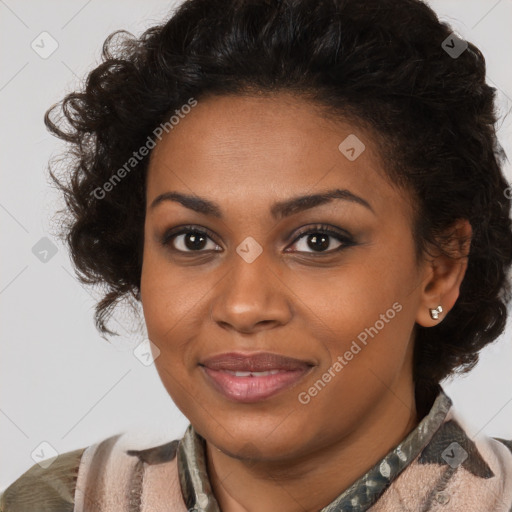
[209,248,293,335]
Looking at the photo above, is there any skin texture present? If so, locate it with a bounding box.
[140,92,471,512]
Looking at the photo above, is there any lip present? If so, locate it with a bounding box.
[199,352,314,403]
[200,352,313,372]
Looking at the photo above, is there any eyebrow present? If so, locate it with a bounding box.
[149,188,374,219]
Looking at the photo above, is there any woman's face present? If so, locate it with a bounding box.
[140,92,429,461]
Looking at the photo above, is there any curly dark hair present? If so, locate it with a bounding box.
[44,0,512,416]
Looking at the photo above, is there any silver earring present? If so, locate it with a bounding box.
[429,305,443,320]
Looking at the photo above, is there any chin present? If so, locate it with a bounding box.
[197,414,312,461]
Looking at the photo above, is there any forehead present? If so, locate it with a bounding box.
[146,93,407,218]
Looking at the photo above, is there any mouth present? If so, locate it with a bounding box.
[199,352,314,403]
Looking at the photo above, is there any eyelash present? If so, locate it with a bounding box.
[160,223,355,255]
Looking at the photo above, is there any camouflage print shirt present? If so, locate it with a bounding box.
[1,387,512,511]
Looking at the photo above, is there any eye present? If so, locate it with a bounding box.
[161,225,221,253]
[286,224,355,254]
[161,223,355,255]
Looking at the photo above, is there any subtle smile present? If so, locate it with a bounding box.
[199,351,315,403]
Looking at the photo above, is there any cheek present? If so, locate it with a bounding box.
[139,251,213,396]
[140,260,200,412]
[296,247,418,385]
[291,248,414,330]
[141,248,201,336]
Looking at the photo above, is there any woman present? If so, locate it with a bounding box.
[2,0,511,510]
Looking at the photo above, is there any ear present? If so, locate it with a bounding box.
[415,219,472,327]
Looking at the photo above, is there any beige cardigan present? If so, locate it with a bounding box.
[1,388,512,511]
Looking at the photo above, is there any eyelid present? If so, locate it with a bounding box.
[291,223,353,242]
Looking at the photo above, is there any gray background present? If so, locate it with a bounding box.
[1,0,511,490]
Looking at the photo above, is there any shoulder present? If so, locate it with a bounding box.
[0,434,181,512]
[0,445,86,512]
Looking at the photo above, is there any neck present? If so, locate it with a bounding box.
[205,382,419,512]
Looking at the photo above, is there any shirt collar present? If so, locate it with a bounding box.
[177,388,453,512]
